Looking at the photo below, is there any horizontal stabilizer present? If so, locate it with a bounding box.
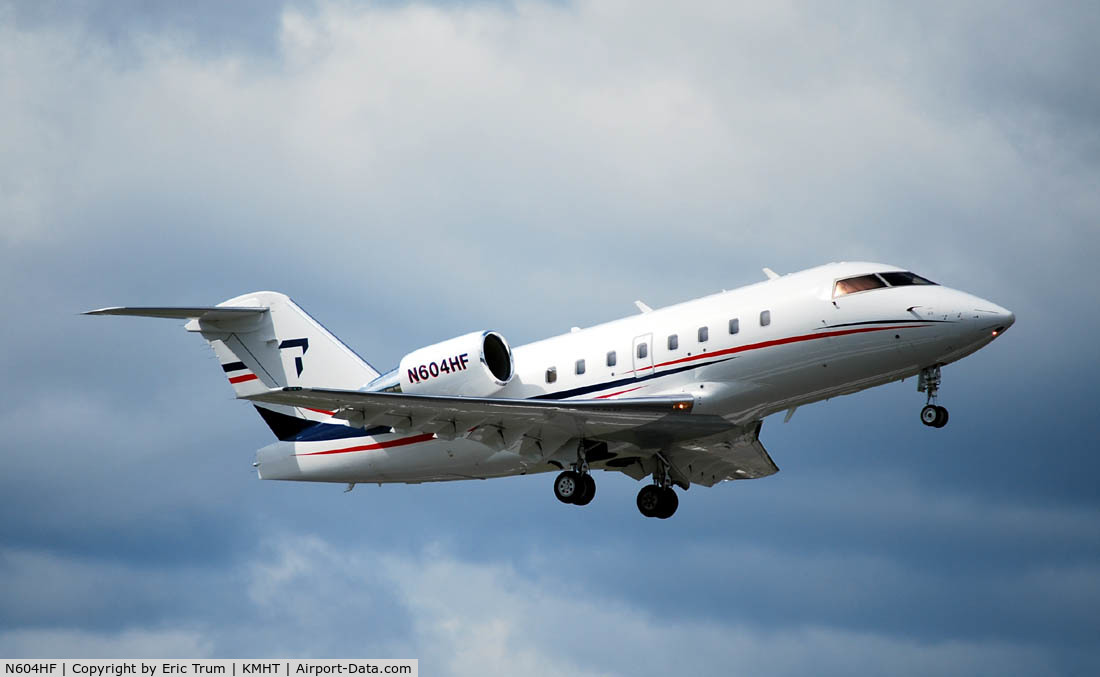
[86,292,380,395]
[84,306,267,321]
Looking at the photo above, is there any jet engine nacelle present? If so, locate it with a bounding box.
[398,331,514,396]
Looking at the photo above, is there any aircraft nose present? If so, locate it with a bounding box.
[996,307,1015,337]
[979,299,1014,337]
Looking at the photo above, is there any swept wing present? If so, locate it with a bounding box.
[243,387,778,484]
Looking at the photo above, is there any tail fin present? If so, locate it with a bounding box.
[86,291,380,438]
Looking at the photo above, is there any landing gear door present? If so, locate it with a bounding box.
[632,333,654,378]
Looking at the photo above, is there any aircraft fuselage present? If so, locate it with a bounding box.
[255,262,1013,485]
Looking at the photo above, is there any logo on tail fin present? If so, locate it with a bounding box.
[278,338,310,376]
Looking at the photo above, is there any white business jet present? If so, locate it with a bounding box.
[87,262,1013,518]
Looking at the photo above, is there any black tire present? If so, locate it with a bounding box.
[933,405,949,428]
[554,471,581,504]
[656,487,679,519]
[920,404,940,427]
[573,474,596,506]
[637,485,662,517]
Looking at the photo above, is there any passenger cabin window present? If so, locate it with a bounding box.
[668,334,678,350]
[760,310,771,326]
[546,367,557,384]
[606,351,617,367]
[575,359,586,375]
[879,271,937,287]
[698,326,709,342]
[729,318,740,335]
[833,274,887,297]
[637,343,648,359]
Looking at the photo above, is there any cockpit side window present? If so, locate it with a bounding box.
[879,271,937,287]
[833,274,887,297]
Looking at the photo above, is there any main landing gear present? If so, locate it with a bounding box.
[551,442,680,518]
[553,441,596,506]
[918,365,949,428]
[636,453,678,519]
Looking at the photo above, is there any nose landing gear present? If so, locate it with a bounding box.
[918,365,949,428]
[920,404,948,427]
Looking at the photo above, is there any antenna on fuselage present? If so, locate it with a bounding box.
[762,267,780,280]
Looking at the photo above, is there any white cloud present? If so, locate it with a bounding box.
[0,0,1092,387]
[3,0,1095,313]
[246,536,1062,676]
[0,536,1071,674]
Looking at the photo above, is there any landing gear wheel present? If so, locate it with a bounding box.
[920,404,939,427]
[636,485,662,517]
[918,366,949,428]
[920,404,949,428]
[655,487,679,519]
[554,471,582,504]
[637,485,678,518]
[573,474,596,506]
[933,405,949,428]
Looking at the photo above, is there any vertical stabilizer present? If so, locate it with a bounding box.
[184,291,379,393]
[88,292,380,438]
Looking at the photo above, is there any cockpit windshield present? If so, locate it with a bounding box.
[834,274,885,296]
[878,271,937,287]
[833,271,938,298]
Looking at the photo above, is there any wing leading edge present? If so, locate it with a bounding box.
[243,386,704,439]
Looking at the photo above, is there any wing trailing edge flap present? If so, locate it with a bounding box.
[241,386,725,462]
[351,407,574,463]
[664,421,779,487]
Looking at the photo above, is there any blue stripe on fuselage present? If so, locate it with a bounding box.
[291,422,393,442]
[530,356,734,400]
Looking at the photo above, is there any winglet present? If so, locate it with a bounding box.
[762,268,780,280]
[634,300,653,314]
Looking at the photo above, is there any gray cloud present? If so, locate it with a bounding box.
[0,535,1084,675]
[1,0,1098,673]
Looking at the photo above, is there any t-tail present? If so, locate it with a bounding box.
[85,291,379,439]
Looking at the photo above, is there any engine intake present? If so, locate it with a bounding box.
[398,331,514,397]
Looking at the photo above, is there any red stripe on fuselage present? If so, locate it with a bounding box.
[294,433,436,457]
[618,324,931,376]
[229,373,259,384]
[304,407,335,416]
[595,386,644,399]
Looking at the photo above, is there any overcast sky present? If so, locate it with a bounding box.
[2,1,1099,674]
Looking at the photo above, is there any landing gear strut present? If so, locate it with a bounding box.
[918,365,949,428]
[636,453,678,519]
[553,440,596,506]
